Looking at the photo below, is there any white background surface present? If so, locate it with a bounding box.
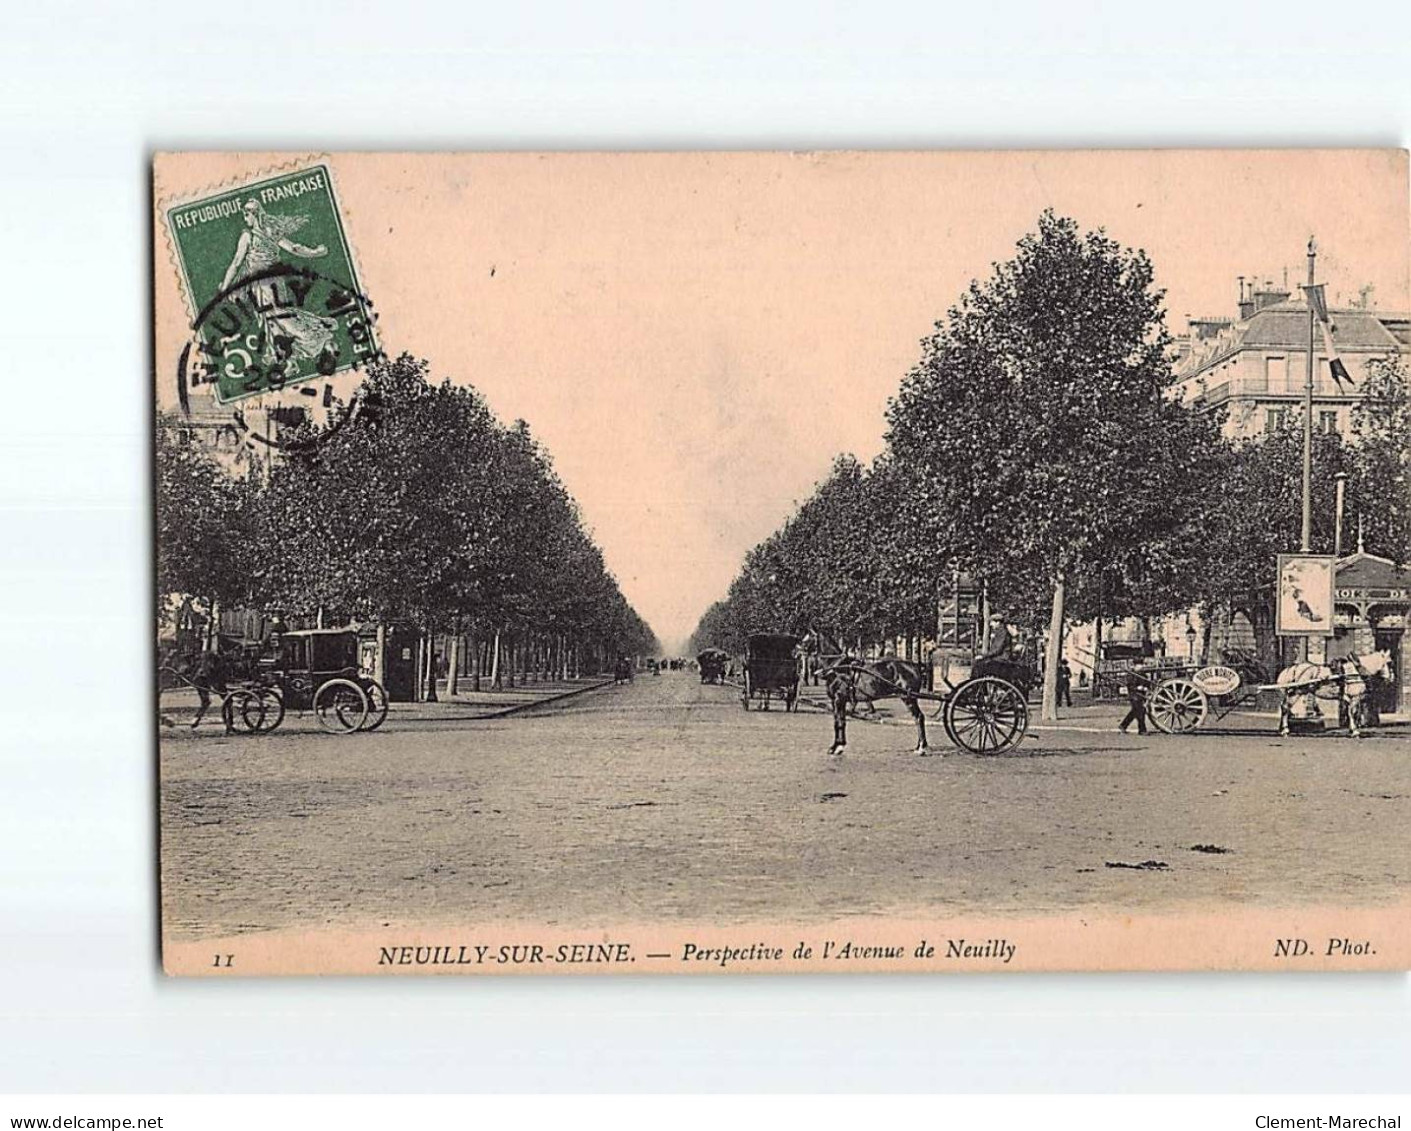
[1,0,1409,1093]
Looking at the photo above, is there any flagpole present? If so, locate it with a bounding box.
[1301,236,1316,553]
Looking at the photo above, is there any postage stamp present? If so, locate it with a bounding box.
[163,164,378,404]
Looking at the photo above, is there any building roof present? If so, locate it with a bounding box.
[1177,302,1405,380]
[1237,304,1401,351]
[1382,314,1411,347]
[1336,552,1411,590]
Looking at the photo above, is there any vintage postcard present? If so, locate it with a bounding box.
[154,151,1411,975]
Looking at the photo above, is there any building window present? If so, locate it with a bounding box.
[1265,408,1288,434]
[1265,355,1288,393]
[1319,410,1339,435]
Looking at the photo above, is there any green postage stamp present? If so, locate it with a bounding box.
[165,164,378,404]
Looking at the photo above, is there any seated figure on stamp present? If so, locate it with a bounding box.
[220,198,338,377]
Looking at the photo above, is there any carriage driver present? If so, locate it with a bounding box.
[977,613,1015,663]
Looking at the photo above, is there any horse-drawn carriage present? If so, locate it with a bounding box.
[1145,650,1392,737]
[261,628,389,733]
[696,647,729,685]
[161,628,389,736]
[817,634,1030,756]
[741,633,801,711]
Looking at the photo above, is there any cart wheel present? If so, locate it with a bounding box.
[944,676,1028,755]
[313,678,369,734]
[1148,678,1207,734]
[232,687,283,733]
[941,703,959,747]
[248,687,284,733]
[221,690,254,733]
[359,679,389,732]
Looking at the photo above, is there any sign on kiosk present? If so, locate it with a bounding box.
[1276,553,1336,637]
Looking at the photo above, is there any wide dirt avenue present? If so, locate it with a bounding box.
[160,670,1411,941]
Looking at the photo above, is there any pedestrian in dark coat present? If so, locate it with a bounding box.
[1056,658,1073,708]
[1118,667,1149,735]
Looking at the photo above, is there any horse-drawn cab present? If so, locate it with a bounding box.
[741,633,801,711]
[696,648,729,685]
[261,627,390,734]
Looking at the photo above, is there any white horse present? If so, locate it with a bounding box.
[1276,649,1394,737]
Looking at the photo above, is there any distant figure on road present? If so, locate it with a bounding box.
[1118,668,1149,735]
[1056,658,1073,708]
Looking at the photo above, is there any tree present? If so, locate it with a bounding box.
[1350,355,1411,563]
[885,211,1226,719]
[245,353,658,688]
[251,355,502,632]
[155,413,255,636]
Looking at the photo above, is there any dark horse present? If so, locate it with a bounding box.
[821,658,931,757]
[159,644,234,731]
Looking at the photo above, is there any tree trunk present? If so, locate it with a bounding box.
[470,631,481,692]
[447,622,461,697]
[490,630,501,689]
[1042,567,1066,722]
[1093,616,1103,697]
[373,622,386,686]
[424,627,439,702]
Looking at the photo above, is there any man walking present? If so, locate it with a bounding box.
[1118,667,1149,735]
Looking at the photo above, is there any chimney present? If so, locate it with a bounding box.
[1250,277,1290,313]
[1237,275,1254,319]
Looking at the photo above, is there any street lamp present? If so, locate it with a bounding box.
[1185,622,1198,662]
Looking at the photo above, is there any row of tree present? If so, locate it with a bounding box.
[688,212,1410,717]
[157,354,659,687]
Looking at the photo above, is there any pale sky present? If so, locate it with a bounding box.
[155,151,1409,652]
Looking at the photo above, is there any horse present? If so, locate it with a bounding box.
[1276,649,1393,738]
[820,657,931,757]
[160,646,235,731]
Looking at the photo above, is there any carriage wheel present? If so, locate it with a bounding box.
[313,678,369,734]
[253,688,283,733]
[359,680,389,732]
[944,676,1028,755]
[238,687,284,733]
[221,690,254,733]
[1148,678,1208,735]
[941,702,959,747]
